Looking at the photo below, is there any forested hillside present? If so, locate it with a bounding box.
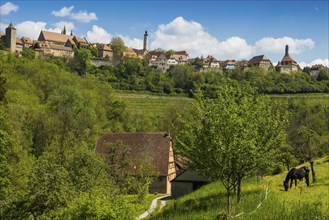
[0,53,170,219]
[89,56,329,96]
[0,52,328,219]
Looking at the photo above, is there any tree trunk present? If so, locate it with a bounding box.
[227,187,231,219]
[237,178,242,203]
[225,177,232,219]
[309,160,316,182]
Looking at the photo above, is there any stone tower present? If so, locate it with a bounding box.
[5,22,16,53]
[143,30,148,51]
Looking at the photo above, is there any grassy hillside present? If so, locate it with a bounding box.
[148,156,329,220]
[115,91,192,118]
[270,93,329,106]
[116,92,329,119]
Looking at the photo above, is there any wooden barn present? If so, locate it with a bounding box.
[171,169,208,198]
[95,132,176,194]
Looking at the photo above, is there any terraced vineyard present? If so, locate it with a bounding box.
[115,91,192,118]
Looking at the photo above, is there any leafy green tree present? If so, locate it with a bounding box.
[287,103,329,182]
[21,47,35,59]
[317,69,329,81]
[0,38,4,50]
[176,81,287,217]
[88,46,98,57]
[46,86,96,150]
[0,117,11,202]
[165,49,176,56]
[70,48,92,75]
[110,36,126,65]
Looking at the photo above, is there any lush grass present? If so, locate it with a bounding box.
[148,156,329,220]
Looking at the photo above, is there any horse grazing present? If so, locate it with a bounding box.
[283,166,310,191]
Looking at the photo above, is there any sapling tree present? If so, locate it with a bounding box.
[176,80,287,217]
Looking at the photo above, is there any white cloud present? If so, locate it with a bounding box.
[53,21,75,34]
[0,2,18,15]
[150,17,254,60]
[86,25,112,43]
[255,37,314,54]
[0,22,7,32]
[71,11,97,23]
[16,21,47,40]
[52,6,97,23]
[51,6,74,17]
[6,20,74,40]
[120,35,143,49]
[85,25,143,47]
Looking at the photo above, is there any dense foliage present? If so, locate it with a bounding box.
[0,53,155,219]
[0,49,328,219]
[85,57,329,96]
[175,80,287,216]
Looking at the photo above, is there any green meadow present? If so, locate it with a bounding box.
[147,156,329,220]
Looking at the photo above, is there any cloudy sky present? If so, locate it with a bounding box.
[1,0,328,67]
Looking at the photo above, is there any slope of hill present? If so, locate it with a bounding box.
[148,156,329,220]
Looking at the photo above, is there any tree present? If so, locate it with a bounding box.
[317,69,329,81]
[70,48,92,75]
[0,120,11,202]
[110,36,126,65]
[165,49,176,56]
[21,47,35,59]
[176,81,287,217]
[287,103,329,182]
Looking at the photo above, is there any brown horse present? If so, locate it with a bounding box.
[283,166,310,191]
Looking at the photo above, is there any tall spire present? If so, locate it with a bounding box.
[70,30,73,36]
[62,26,66,35]
[285,45,289,57]
[143,30,148,51]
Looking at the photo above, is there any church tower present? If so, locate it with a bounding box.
[143,30,148,51]
[5,22,16,53]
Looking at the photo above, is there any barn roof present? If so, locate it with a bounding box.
[96,132,172,176]
[171,169,208,183]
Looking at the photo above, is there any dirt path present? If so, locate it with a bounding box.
[137,195,169,220]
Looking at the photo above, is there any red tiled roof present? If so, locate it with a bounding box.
[73,36,88,44]
[310,64,325,70]
[21,36,33,44]
[96,132,172,176]
[124,47,137,57]
[99,44,112,51]
[281,55,296,63]
[16,37,23,45]
[38,30,74,44]
[248,55,270,66]
[175,50,188,56]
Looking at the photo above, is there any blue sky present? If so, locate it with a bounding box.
[1,0,328,67]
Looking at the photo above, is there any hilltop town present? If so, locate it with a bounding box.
[1,23,327,78]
